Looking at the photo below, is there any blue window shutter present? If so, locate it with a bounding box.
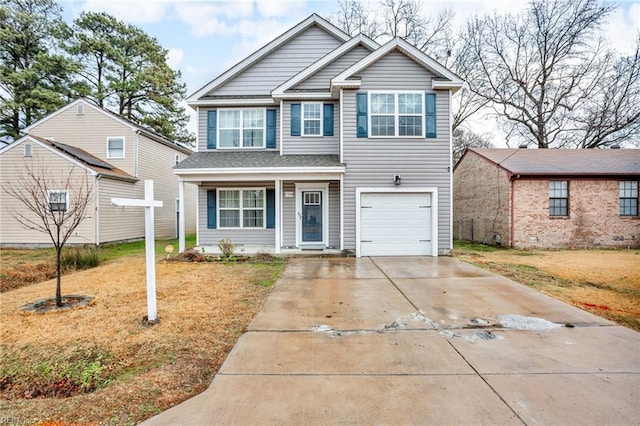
[207,190,217,229]
[266,189,275,229]
[356,93,367,138]
[290,104,301,136]
[207,110,217,149]
[425,93,436,138]
[323,103,334,136]
[266,109,276,148]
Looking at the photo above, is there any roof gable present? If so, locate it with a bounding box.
[467,148,640,176]
[187,14,350,103]
[272,34,379,97]
[331,37,464,92]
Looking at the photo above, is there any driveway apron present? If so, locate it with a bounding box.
[142,257,640,425]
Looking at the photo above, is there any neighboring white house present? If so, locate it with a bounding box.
[0,99,197,247]
[175,14,463,256]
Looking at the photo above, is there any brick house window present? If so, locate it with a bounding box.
[619,181,638,216]
[549,180,568,216]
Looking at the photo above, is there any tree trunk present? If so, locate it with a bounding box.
[56,247,62,307]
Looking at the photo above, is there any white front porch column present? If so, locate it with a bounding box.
[275,178,281,254]
[178,180,185,253]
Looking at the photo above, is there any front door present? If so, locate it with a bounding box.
[302,191,322,242]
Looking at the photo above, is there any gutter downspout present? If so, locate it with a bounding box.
[134,130,140,177]
[510,175,516,248]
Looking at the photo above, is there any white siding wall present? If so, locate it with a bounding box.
[341,51,452,254]
[0,142,97,246]
[27,104,136,175]
[281,101,340,155]
[97,178,144,243]
[210,26,343,96]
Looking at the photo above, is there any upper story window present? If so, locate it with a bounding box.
[218,188,265,228]
[370,92,423,137]
[107,136,125,158]
[219,109,265,149]
[549,180,569,216]
[175,154,180,165]
[302,103,322,136]
[24,143,32,157]
[48,190,68,212]
[620,181,638,216]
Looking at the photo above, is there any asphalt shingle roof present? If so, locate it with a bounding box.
[469,148,640,176]
[174,151,344,170]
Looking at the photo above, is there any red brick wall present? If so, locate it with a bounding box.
[453,152,511,244]
[512,179,640,248]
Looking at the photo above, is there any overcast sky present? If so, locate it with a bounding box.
[60,0,640,145]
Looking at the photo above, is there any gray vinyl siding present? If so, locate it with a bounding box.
[281,101,339,155]
[341,51,452,254]
[197,107,280,153]
[281,181,340,248]
[295,45,372,91]
[209,26,343,97]
[198,183,275,247]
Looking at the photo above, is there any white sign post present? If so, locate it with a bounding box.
[112,180,163,321]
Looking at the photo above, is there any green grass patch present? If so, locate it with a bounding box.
[453,240,503,253]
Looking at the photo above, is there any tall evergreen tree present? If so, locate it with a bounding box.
[69,11,194,145]
[0,0,79,142]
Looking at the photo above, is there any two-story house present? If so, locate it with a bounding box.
[175,14,463,256]
[0,99,197,246]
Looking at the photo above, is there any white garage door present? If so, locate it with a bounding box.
[360,192,433,256]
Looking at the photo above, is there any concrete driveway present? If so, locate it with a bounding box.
[142,257,640,425]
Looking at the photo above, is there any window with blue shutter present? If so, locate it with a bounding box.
[290,104,301,136]
[323,104,334,136]
[356,93,368,138]
[266,189,275,229]
[207,110,217,149]
[425,93,436,138]
[207,190,217,229]
[266,109,276,148]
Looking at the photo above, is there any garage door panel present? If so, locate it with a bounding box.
[360,192,433,256]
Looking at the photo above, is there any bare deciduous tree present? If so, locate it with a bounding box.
[462,0,637,149]
[452,128,493,165]
[3,163,93,306]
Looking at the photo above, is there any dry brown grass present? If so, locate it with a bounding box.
[0,255,284,425]
[454,245,640,331]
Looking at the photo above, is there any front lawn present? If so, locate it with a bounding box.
[0,252,285,424]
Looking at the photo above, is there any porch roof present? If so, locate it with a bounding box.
[174,151,344,170]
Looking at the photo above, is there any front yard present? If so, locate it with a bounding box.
[454,241,640,331]
[0,250,284,424]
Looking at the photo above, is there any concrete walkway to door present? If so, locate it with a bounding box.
[142,257,640,425]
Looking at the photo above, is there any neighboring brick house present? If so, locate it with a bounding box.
[0,99,197,247]
[453,148,640,249]
[175,14,463,256]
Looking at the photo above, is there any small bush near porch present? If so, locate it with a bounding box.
[453,241,640,332]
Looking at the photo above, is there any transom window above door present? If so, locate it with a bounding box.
[218,109,265,148]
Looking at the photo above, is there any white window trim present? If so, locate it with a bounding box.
[217,108,266,149]
[47,190,69,212]
[24,143,32,157]
[368,91,425,138]
[106,136,125,159]
[217,187,267,229]
[301,102,323,137]
[175,153,180,165]
[295,183,329,248]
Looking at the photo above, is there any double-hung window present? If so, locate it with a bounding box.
[107,137,124,158]
[370,92,423,137]
[549,181,569,216]
[620,181,638,216]
[219,109,265,148]
[218,189,265,228]
[302,103,322,136]
[48,190,68,212]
